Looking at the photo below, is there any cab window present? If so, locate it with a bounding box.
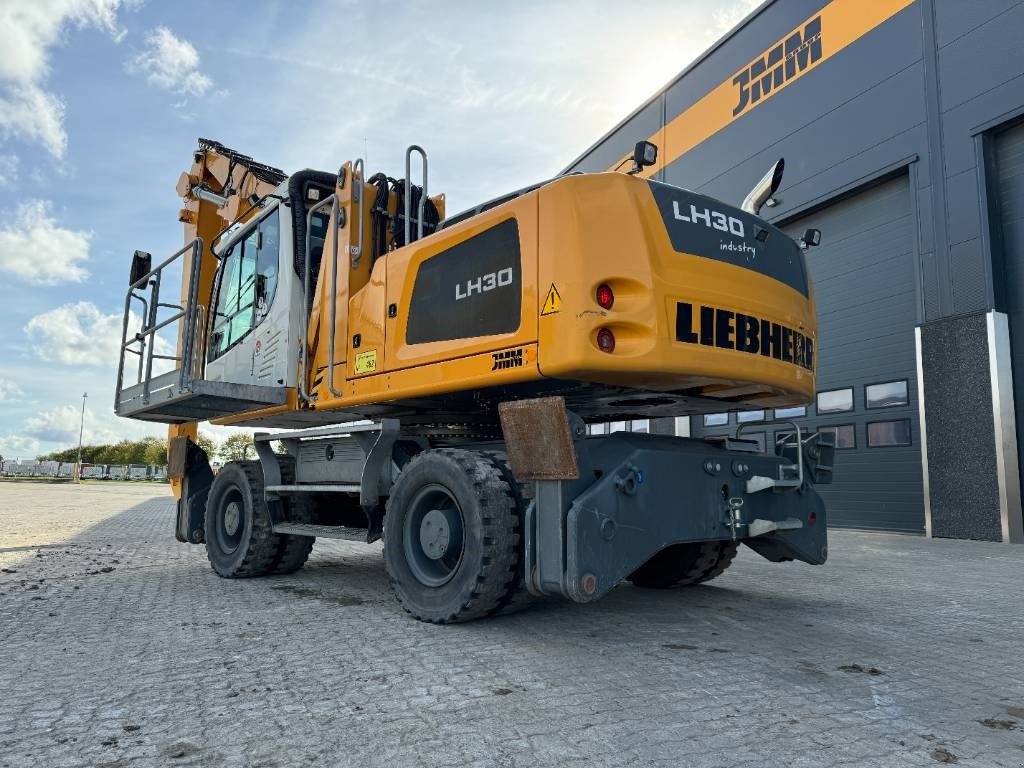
[208,209,280,361]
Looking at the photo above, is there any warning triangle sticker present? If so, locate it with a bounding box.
[541,283,562,316]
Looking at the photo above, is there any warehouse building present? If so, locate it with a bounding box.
[565,0,1024,542]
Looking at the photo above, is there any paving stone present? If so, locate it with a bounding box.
[1,481,1023,767]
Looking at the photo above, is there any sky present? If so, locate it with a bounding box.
[0,0,760,459]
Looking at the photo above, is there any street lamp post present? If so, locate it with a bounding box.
[75,392,87,483]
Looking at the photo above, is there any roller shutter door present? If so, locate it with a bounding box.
[700,174,924,532]
[993,122,1024,492]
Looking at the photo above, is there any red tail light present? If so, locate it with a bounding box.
[596,283,614,310]
[808,511,817,526]
[596,328,615,353]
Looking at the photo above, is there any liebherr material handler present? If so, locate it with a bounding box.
[115,137,832,623]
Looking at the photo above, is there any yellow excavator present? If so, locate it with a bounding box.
[115,137,831,622]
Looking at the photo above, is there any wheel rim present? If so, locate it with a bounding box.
[216,488,245,554]
[403,484,465,587]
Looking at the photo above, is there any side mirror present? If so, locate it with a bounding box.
[129,251,152,286]
[629,141,658,175]
[800,228,822,249]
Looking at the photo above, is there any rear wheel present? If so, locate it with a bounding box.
[384,449,521,623]
[627,540,739,589]
[204,461,281,577]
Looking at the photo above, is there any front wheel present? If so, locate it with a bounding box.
[384,450,521,623]
[204,461,281,577]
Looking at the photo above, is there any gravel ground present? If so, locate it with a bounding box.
[1,481,1023,768]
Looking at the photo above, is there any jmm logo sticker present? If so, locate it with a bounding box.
[491,348,524,371]
[676,302,813,371]
[732,15,822,117]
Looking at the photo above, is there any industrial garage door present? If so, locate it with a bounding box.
[993,121,1024,493]
[700,174,924,532]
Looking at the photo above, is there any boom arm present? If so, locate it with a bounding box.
[167,139,287,497]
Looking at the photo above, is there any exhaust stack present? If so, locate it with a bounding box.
[741,158,785,216]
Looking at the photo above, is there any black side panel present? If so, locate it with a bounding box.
[406,218,522,344]
[647,180,808,296]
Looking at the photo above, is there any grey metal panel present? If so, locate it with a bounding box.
[945,169,983,248]
[993,121,1024,511]
[941,72,1024,177]
[935,2,1024,112]
[934,0,1019,47]
[702,176,924,532]
[949,239,989,313]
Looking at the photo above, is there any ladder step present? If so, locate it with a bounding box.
[266,484,360,494]
[254,422,383,442]
[272,523,370,541]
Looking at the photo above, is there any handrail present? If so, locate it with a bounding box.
[300,195,336,403]
[114,238,203,410]
[404,145,428,244]
[327,192,344,398]
[351,158,365,267]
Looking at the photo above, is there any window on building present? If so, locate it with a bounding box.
[817,388,853,414]
[704,413,728,427]
[609,421,627,433]
[774,405,807,419]
[628,419,650,433]
[867,419,912,447]
[587,423,608,435]
[865,380,909,409]
[817,424,856,449]
[736,410,765,423]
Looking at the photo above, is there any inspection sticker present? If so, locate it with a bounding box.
[354,349,377,375]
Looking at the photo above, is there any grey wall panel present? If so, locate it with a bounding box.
[946,168,983,247]
[936,2,1024,112]
[950,240,989,313]
[934,0,1020,47]
[993,121,1024,500]
[941,72,1024,177]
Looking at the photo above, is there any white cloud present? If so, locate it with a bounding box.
[13,399,160,452]
[0,200,90,284]
[0,433,40,458]
[0,154,19,186]
[0,379,24,400]
[129,27,212,97]
[0,1,130,159]
[24,300,175,371]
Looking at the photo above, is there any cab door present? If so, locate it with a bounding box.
[205,208,288,386]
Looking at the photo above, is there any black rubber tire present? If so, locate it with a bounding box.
[204,461,282,578]
[627,540,739,589]
[479,451,537,618]
[269,456,315,575]
[384,449,521,623]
